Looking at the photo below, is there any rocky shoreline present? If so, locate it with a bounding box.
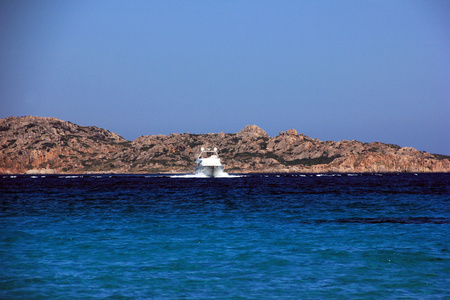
[1,116,449,174]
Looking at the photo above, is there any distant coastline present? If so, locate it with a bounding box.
[12,170,450,176]
[1,116,449,174]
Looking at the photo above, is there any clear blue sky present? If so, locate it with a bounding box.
[1,1,449,154]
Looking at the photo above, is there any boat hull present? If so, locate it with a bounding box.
[195,165,225,177]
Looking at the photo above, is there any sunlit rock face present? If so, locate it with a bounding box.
[237,125,269,139]
[1,116,449,174]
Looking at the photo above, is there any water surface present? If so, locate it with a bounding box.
[1,173,449,299]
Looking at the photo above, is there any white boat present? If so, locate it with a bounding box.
[195,147,226,177]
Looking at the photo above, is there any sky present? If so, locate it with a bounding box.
[1,0,449,154]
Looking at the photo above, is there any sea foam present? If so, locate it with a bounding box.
[169,173,243,178]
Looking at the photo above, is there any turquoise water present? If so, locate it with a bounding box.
[1,173,449,299]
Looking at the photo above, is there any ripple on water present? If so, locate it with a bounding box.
[0,173,449,299]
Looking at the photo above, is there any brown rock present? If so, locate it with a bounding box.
[286,129,298,136]
[237,125,269,139]
[1,116,449,174]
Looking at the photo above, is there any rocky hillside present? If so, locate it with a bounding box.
[1,116,449,174]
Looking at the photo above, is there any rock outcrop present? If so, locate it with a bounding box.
[237,125,269,138]
[1,116,449,174]
[0,116,129,174]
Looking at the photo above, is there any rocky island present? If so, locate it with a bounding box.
[1,116,449,174]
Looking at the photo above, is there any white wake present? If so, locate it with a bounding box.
[169,173,244,178]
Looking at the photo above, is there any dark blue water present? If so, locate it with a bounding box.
[1,173,449,299]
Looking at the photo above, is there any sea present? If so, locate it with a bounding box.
[1,173,449,299]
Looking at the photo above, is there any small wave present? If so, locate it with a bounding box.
[315,217,450,225]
